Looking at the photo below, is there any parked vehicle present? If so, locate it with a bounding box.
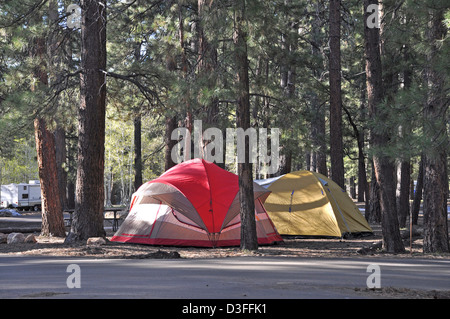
[0,180,42,211]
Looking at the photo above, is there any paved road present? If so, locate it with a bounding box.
[1,256,449,299]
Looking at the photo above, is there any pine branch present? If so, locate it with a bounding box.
[104,70,163,107]
[0,0,49,28]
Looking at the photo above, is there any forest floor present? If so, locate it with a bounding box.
[0,202,448,260]
[1,203,449,299]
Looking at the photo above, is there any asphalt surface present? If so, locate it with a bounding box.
[1,255,449,300]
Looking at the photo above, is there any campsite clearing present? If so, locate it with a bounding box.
[0,214,446,260]
[1,197,449,260]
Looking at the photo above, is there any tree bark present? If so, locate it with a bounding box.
[34,118,66,237]
[65,0,107,243]
[134,114,143,190]
[396,42,413,229]
[133,43,143,191]
[30,14,65,238]
[422,9,449,253]
[329,0,344,188]
[364,0,404,253]
[234,0,257,251]
[48,0,68,212]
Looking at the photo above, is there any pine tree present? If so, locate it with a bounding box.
[422,6,449,253]
[329,0,344,189]
[65,0,107,243]
[234,0,257,251]
[34,118,66,237]
[364,0,404,253]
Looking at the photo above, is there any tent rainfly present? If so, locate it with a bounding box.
[111,158,282,247]
[255,170,372,238]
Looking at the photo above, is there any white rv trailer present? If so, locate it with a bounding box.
[0,180,42,211]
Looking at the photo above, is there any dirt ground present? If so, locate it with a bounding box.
[1,207,449,299]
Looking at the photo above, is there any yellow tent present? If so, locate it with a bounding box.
[257,171,372,237]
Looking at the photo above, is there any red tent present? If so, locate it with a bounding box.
[111,158,282,247]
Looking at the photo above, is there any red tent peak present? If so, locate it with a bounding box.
[149,159,239,233]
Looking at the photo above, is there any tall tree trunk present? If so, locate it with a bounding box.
[34,118,66,237]
[133,43,143,191]
[234,0,257,251]
[48,0,68,212]
[65,0,107,243]
[422,9,449,253]
[396,43,413,229]
[364,0,404,253]
[134,114,142,191]
[329,0,344,188]
[30,16,65,237]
